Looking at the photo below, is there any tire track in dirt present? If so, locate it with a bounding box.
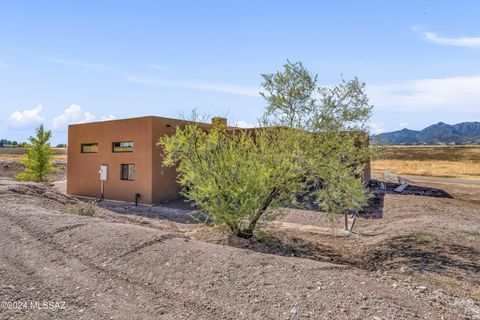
[0,209,239,320]
[1,184,473,319]
[0,215,97,319]
[115,233,184,259]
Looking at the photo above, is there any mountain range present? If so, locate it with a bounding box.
[372,121,480,145]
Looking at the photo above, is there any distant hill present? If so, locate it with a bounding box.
[372,121,480,145]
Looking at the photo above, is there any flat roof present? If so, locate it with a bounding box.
[67,115,216,128]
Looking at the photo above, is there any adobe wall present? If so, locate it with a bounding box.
[67,117,153,204]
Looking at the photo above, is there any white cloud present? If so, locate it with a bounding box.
[52,105,93,131]
[368,75,480,113]
[424,32,480,47]
[398,122,409,128]
[411,26,480,47]
[52,105,115,131]
[100,114,116,121]
[148,64,171,71]
[8,105,45,130]
[8,104,115,132]
[369,122,386,134]
[128,76,260,97]
[235,120,256,128]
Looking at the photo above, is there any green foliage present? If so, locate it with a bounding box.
[260,61,375,229]
[67,201,96,216]
[16,124,57,182]
[315,77,372,131]
[160,61,375,237]
[160,125,371,237]
[261,61,372,132]
[260,60,317,129]
[160,125,306,238]
[0,139,19,147]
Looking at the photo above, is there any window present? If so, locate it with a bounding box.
[81,143,98,153]
[121,164,135,181]
[113,141,134,152]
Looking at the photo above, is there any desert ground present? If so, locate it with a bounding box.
[0,149,479,319]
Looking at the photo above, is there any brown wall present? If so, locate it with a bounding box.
[67,116,371,205]
[67,116,213,205]
[67,117,154,204]
[151,117,186,203]
[150,118,214,203]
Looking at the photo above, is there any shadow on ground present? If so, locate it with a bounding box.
[94,179,476,282]
[94,179,453,226]
[366,234,480,276]
[360,180,453,219]
[228,231,480,284]
[96,198,197,224]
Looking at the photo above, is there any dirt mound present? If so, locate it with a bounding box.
[0,157,66,181]
[0,193,471,320]
[8,183,77,205]
[0,159,23,179]
[364,233,480,275]
[1,178,480,319]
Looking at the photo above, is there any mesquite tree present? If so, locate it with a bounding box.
[260,60,317,129]
[160,124,306,238]
[261,61,374,230]
[160,61,374,237]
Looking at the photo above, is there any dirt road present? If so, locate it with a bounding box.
[0,180,474,320]
[400,174,480,186]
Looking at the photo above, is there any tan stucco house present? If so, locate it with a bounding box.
[67,116,216,204]
[67,116,371,205]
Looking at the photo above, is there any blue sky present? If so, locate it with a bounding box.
[1,1,480,144]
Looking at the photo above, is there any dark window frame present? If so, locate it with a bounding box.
[120,164,135,181]
[112,141,134,153]
[81,143,99,153]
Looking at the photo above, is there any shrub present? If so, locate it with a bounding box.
[67,201,96,217]
[16,124,57,182]
[160,61,375,238]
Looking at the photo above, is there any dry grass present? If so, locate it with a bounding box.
[0,147,67,159]
[67,201,96,216]
[375,145,480,161]
[373,159,480,178]
[467,231,480,238]
[373,146,480,179]
[0,154,67,159]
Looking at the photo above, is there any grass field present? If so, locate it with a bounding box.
[0,147,67,159]
[373,145,480,179]
[2,146,479,179]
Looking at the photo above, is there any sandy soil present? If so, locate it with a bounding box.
[1,159,479,319]
[0,157,66,181]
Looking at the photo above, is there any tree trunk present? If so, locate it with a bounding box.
[344,211,348,231]
[237,187,279,239]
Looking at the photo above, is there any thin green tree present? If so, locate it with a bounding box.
[16,124,57,182]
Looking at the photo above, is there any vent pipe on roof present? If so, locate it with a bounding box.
[212,117,227,127]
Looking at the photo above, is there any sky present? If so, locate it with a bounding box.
[1,0,480,144]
